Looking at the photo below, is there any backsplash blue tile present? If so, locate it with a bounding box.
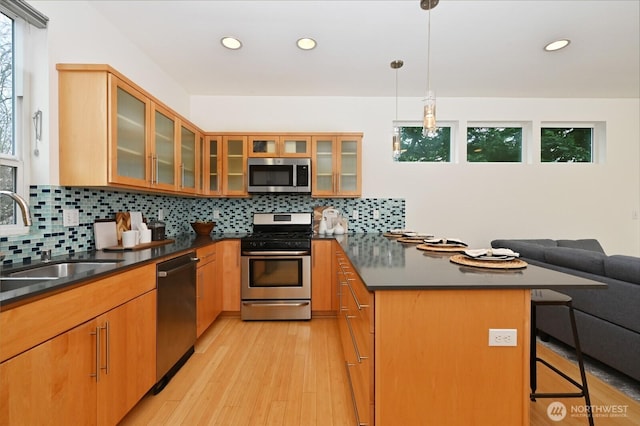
[0,186,405,265]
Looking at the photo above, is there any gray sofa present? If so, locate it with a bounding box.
[491,238,640,382]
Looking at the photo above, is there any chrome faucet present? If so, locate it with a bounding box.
[0,190,32,226]
[0,191,33,263]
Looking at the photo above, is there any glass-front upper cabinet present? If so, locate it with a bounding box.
[311,134,361,197]
[337,136,361,196]
[203,135,222,195]
[179,121,199,194]
[311,136,336,196]
[248,135,310,157]
[223,136,248,196]
[151,104,177,191]
[109,77,151,187]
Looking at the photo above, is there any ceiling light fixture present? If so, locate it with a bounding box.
[544,39,571,52]
[221,36,242,50]
[420,0,438,137]
[391,60,404,161]
[297,37,317,50]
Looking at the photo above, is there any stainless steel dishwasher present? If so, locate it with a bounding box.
[153,252,199,394]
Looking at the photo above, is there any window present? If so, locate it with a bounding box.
[467,125,523,162]
[541,126,594,163]
[394,122,452,162]
[0,11,18,225]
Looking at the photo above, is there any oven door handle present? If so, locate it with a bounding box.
[241,250,310,256]
[242,301,310,308]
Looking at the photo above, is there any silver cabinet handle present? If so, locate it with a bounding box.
[345,314,367,363]
[346,279,369,310]
[103,322,110,375]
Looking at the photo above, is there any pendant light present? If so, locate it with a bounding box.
[421,0,439,137]
[391,59,404,161]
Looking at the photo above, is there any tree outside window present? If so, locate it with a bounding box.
[541,127,593,162]
[0,11,16,225]
[467,127,522,162]
[396,125,451,162]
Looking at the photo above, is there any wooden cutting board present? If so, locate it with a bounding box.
[115,212,131,243]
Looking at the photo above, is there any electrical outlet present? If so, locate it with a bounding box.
[373,210,380,219]
[158,209,164,221]
[62,209,79,227]
[488,329,517,347]
[352,210,359,220]
[633,210,639,220]
[213,209,220,219]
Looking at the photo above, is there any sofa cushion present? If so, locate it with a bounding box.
[605,255,640,285]
[491,239,557,261]
[557,239,605,253]
[543,246,606,276]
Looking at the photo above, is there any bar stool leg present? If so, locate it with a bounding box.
[530,304,538,401]
[568,305,594,426]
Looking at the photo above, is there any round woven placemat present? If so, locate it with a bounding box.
[383,232,404,238]
[397,237,427,244]
[449,254,528,269]
[416,244,467,253]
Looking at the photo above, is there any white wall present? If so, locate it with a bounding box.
[30,0,191,184]
[29,1,640,256]
[191,96,640,256]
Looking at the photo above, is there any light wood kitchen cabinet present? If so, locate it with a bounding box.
[222,136,248,196]
[335,249,374,425]
[57,64,205,196]
[218,239,242,312]
[248,134,311,157]
[196,244,220,336]
[202,135,222,195]
[311,239,336,313]
[0,290,156,426]
[178,121,201,194]
[312,134,362,197]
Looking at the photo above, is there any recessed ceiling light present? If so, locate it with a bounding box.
[297,38,317,50]
[221,37,242,50]
[544,39,570,52]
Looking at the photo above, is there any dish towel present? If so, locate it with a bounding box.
[464,248,520,258]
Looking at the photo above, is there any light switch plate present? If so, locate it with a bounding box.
[62,209,80,227]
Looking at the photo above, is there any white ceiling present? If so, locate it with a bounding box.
[88,0,640,98]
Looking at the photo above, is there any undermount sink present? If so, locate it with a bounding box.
[3,261,122,280]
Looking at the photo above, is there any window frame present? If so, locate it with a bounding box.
[0,11,30,235]
[539,121,605,164]
[465,121,530,164]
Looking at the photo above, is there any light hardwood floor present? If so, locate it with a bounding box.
[120,317,640,426]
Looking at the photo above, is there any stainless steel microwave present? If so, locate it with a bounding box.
[247,157,311,193]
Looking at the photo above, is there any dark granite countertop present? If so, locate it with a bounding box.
[0,233,246,308]
[332,233,608,291]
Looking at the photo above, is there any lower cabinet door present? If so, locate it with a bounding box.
[97,290,156,425]
[0,319,99,425]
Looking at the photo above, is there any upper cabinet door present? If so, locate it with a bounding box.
[248,136,279,157]
[281,135,311,157]
[202,135,222,195]
[336,136,362,197]
[151,103,178,191]
[109,76,152,187]
[179,121,200,194]
[222,136,248,196]
[311,136,337,197]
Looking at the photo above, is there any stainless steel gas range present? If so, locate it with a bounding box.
[240,212,313,320]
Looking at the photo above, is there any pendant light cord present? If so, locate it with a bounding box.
[427,4,432,94]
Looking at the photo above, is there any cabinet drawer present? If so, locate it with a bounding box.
[347,358,371,425]
[196,244,216,264]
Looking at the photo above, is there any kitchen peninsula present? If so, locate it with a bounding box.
[331,233,606,426]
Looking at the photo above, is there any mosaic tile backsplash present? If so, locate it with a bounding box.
[0,186,405,265]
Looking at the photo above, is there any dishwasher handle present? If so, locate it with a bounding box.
[157,257,199,278]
